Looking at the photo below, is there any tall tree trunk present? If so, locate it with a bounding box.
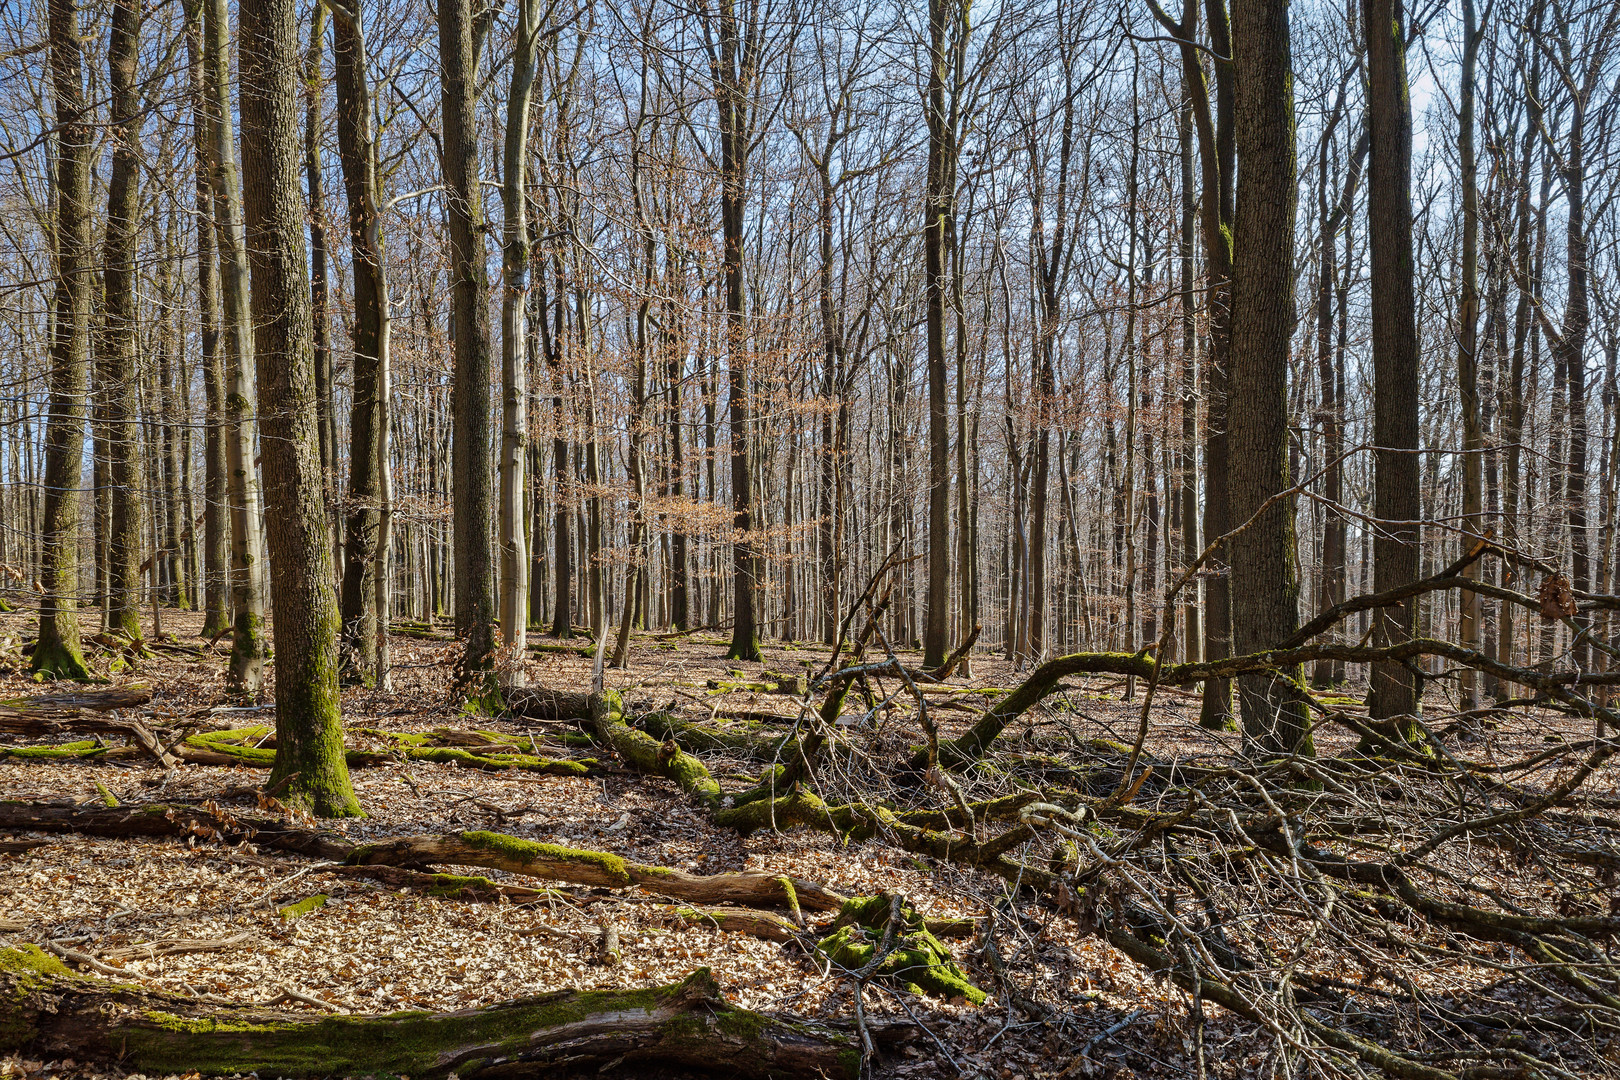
[101,0,145,646]
[33,0,94,681]
[1364,0,1423,741]
[1176,86,1202,667]
[238,0,362,818]
[922,0,960,670]
[438,0,497,675]
[1457,0,1484,708]
[204,0,269,696]
[331,0,386,685]
[500,0,541,655]
[1227,0,1308,754]
[715,0,760,663]
[185,0,231,641]
[306,4,340,586]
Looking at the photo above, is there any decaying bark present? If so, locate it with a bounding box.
[1,948,875,1079]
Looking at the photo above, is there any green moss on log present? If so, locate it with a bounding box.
[278,894,328,920]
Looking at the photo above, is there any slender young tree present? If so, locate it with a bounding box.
[33,0,95,681]
[499,0,544,655]
[1457,0,1484,708]
[238,0,362,818]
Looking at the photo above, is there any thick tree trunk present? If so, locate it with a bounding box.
[1227,0,1308,754]
[0,952,865,1080]
[32,0,94,682]
[238,0,361,818]
[439,0,497,674]
[203,0,268,696]
[1364,0,1423,738]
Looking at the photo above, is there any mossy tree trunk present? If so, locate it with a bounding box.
[1,949,866,1080]
[237,0,361,818]
[32,0,94,683]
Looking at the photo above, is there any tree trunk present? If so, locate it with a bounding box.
[305,4,341,588]
[238,0,361,818]
[438,0,497,675]
[204,0,268,696]
[1364,0,1423,739]
[1227,0,1308,754]
[716,0,761,663]
[332,1,386,686]
[185,0,231,641]
[500,0,541,655]
[1457,0,1483,708]
[32,0,94,681]
[101,0,144,645]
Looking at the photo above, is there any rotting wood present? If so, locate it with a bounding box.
[1,946,889,1079]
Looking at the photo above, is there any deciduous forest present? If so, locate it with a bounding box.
[1,0,1618,1075]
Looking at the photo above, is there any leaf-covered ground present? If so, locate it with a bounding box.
[0,606,1614,1080]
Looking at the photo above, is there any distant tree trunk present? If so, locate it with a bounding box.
[204,0,268,696]
[666,250,690,632]
[185,0,231,641]
[1456,0,1484,709]
[500,0,542,655]
[238,0,362,818]
[1176,86,1201,667]
[1227,0,1308,754]
[33,0,94,681]
[1364,0,1423,740]
[438,0,497,675]
[101,0,145,646]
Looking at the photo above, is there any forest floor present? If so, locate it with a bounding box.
[0,604,1612,1080]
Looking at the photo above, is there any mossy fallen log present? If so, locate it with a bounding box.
[586,689,722,807]
[180,727,592,776]
[633,711,791,757]
[0,801,352,861]
[0,946,880,1079]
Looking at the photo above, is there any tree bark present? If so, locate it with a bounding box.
[238,0,361,817]
[186,0,231,642]
[203,0,268,696]
[331,0,387,686]
[1364,0,1423,738]
[439,0,497,675]
[1227,0,1308,754]
[101,0,145,646]
[32,0,94,682]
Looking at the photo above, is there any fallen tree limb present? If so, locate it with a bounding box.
[0,946,884,1079]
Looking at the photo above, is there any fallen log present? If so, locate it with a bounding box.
[1,946,881,1079]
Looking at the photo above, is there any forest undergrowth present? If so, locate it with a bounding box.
[0,575,1616,1080]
